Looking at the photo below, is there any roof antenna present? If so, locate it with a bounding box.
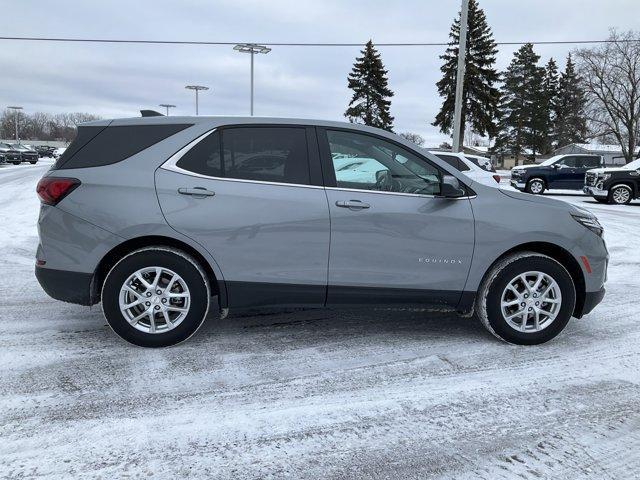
[140,110,164,117]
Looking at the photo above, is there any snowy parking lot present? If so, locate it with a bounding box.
[1,162,639,479]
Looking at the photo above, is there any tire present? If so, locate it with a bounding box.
[608,185,632,205]
[525,178,546,195]
[102,247,210,347]
[11,162,20,165]
[29,161,37,164]
[476,252,576,345]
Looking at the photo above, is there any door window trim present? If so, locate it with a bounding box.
[160,125,325,189]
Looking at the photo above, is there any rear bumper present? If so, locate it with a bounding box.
[575,286,606,318]
[35,266,93,306]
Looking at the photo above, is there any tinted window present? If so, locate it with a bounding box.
[222,127,309,185]
[176,131,221,177]
[434,153,471,171]
[556,156,577,168]
[57,124,191,169]
[327,130,441,195]
[578,156,601,168]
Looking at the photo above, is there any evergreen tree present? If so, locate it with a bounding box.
[345,40,394,131]
[433,0,500,146]
[494,43,546,163]
[541,58,559,153]
[555,54,588,147]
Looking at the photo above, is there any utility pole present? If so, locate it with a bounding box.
[159,104,176,116]
[452,0,470,152]
[7,106,23,143]
[233,43,271,116]
[185,85,209,115]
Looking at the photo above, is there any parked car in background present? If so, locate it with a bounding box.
[464,153,495,172]
[52,147,66,159]
[36,116,607,348]
[10,143,38,164]
[429,151,500,186]
[0,142,23,164]
[584,158,640,205]
[510,154,603,194]
[35,145,57,158]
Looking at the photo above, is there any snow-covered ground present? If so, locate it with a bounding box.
[1,164,639,479]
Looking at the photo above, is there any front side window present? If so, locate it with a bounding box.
[327,130,441,195]
[556,156,577,168]
[223,127,309,185]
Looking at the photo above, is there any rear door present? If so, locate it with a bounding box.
[319,128,474,308]
[575,156,602,187]
[156,125,330,308]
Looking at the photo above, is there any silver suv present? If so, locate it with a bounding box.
[35,117,608,347]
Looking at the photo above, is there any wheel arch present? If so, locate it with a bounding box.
[609,182,636,198]
[486,241,586,318]
[91,235,227,308]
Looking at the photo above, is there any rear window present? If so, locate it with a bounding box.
[434,153,471,172]
[56,124,191,169]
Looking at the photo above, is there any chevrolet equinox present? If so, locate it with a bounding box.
[35,117,608,347]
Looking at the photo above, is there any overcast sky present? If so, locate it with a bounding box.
[1,0,639,145]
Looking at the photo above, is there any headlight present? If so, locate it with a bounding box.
[571,213,603,237]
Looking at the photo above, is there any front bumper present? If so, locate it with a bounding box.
[510,179,526,190]
[35,266,93,305]
[583,185,607,197]
[576,286,606,318]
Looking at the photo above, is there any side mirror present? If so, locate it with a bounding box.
[440,175,465,198]
[552,163,560,169]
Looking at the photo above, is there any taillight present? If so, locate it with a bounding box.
[36,177,80,205]
[492,174,501,183]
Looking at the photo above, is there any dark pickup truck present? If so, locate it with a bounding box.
[584,158,640,204]
[510,154,603,194]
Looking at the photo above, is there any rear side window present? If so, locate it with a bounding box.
[222,127,310,185]
[578,156,601,168]
[176,131,221,177]
[57,124,191,169]
[434,153,470,172]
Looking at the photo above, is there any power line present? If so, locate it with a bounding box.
[0,36,638,47]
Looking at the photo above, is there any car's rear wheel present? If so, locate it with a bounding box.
[526,178,546,195]
[102,247,210,347]
[476,252,576,345]
[609,185,632,205]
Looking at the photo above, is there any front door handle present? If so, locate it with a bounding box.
[335,200,370,209]
[178,187,215,198]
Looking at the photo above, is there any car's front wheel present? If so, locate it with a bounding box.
[609,185,632,205]
[102,247,210,347]
[525,178,546,195]
[476,252,576,345]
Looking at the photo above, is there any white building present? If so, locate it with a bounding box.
[551,143,639,166]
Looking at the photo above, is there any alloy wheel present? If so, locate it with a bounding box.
[118,266,191,334]
[612,187,631,204]
[500,271,562,332]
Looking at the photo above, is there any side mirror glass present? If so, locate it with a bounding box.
[440,175,465,198]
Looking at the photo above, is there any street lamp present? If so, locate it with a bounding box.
[233,43,271,116]
[185,85,209,115]
[7,106,23,143]
[159,104,176,116]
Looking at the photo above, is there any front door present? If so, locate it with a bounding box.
[156,126,330,308]
[318,128,475,308]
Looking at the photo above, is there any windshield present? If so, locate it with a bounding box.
[623,158,640,170]
[11,144,28,151]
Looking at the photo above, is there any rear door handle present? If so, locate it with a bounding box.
[335,200,370,209]
[178,187,215,197]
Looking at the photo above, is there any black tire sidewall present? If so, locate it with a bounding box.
[102,249,209,347]
[485,256,575,345]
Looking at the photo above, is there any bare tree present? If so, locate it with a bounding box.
[575,30,640,162]
[399,132,426,146]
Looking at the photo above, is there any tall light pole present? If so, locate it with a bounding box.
[7,106,23,143]
[185,85,209,115]
[159,104,176,116]
[452,0,470,152]
[233,43,271,116]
